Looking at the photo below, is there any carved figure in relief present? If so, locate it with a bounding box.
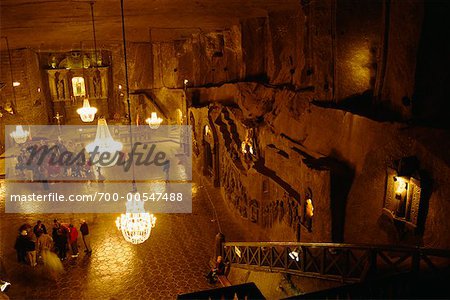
[93,69,102,98]
[57,80,65,100]
[274,201,279,221]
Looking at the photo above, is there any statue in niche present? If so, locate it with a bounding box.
[66,69,74,95]
[49,55,58,68]
[54,72,60,97]
[93,69,102,98]
[96,52,103,67]
[57,80,65,100]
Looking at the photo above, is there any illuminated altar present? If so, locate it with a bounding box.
[46,51,110,123]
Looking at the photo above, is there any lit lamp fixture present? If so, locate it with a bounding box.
[204,125,211,137]
[116,199,156,244]
[10,125,29,144]
[241,139,254,155]
[12,81,20,87]
[305,199,314,218]
[394,176,408,199]
[145,112,163,129]
[86,118,123,167]
[77,98,97,122]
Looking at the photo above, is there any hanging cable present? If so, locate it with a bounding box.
[1,36,17,108]
[120,0,137,192]
[90,1,98,67]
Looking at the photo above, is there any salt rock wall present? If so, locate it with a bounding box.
[265,8,305,86]
[151,27,243,89]
[189,82,450,249]
[190,98,338,243]
[335,0,382,101]
[0,49,50,125]
[379,0,424,120]
[1,49,51,149]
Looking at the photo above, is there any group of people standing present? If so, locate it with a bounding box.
[14,140,97,185]
[14,219,92,267]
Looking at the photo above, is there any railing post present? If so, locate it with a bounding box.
[246,246,250,266]
[412,249,420,272]
[343,249,350,280]
[362,249,378,280]
[301,246,306,272]
[270,246,273,272]
[284,247,288,272]
[215,232,225,259]
[258,246,261,267]
[321,247,326,275]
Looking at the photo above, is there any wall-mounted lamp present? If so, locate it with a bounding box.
[12,81,20,87]
[393,176,408,199]
[305,198,314,218]
[204,125,210,137]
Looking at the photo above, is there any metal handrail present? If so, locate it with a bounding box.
[222,242,450,283]
[223,241,450,254]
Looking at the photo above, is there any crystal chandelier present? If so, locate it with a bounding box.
[86,118,123,167]
[116,199,156,244]
[145,112,163,129]
[77,98,97,122]
[10,125,29,144]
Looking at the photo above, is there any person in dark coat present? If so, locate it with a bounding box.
[80,220,92,254]
[205,256,226,283]
[14,230,28,263]
[52,219,60,241]
[54,229,67,260]
[33,220,47,238]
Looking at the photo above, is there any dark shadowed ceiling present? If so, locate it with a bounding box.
[0,0,298,50]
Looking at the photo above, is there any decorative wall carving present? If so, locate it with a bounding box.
[47,67,109,102]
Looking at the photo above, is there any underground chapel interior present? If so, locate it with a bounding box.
[0,0,449,299]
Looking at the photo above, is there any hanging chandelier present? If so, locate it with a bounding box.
[85,118,122,167]
[77,98,98,122]
[10,125,29,144]
[145,112,163,129]
[116,199,156,244]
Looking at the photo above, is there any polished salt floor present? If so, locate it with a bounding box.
[0,172,267,299]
